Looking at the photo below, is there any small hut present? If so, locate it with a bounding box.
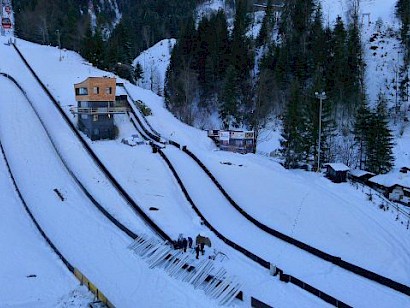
[324,163,350,183]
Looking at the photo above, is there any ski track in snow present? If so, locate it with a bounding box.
[7,35,408,306]
[0,70,217,308]
[1,0,410,306]
[0,39,326,308]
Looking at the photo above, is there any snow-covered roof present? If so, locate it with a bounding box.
[115,85,127,96]
[369,172,410,189]
[325,163,350,172]
[349,169,375,178]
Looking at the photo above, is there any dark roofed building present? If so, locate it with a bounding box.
[324,163,350,183]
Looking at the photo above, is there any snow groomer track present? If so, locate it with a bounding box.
[9,42,345,307]
[11,40,409,307]
[122,86,410,307]
[0,71,244,306]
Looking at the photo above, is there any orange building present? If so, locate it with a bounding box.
[72,77,127,140]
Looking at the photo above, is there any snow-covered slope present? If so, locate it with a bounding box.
[0,146,92,306]
[0,1,409,306]
[0,33,407,306]
[132,38,176,96]
[0,37,329,308]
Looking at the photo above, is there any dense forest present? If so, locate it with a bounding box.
[164,0,398,173]
[396,0,410,103]
[13,0,410,173]
[13,0,201,79]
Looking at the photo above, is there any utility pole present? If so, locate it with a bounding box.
[315,91,327,172]
[56,29,62,61]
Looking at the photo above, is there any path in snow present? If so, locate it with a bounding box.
[163,146,410,307]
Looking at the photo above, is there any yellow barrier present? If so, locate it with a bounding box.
[74,268,115,308]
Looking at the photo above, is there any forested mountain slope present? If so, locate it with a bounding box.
[13,0,200,71]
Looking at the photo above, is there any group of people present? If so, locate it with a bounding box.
[173,234,212,259]
[173,235,193,253]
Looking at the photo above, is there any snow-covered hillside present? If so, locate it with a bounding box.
[133,39,176,96]
[1,1,410,307]
[134,0,409,163]
[0,29,409,306]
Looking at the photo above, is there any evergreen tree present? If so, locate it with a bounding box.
[280,80,306,168]
[250,67,276,141]
[366,93,394,174]
[396,0,410,65]
[256,0,274,47]
[230,0,253,82]
[228,0,254,121]
[308,4,326,72]
[14,0,198,76]
[81,25,105,68]
[277,0,317,85]
[194,11,229,99]
[164,16,199,124]
[345,14,364,113]
[326,16,348,105]
[134,62,144,85]
[320,97,338,165]
[219,66,240,129]
[105,21,133,68]
[396,0,410,103]
[354,100,372,169]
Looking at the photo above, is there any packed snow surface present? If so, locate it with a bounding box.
[1,0,410,307]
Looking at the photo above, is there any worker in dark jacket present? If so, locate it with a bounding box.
[182,238,188,253]
[195,244,200,259]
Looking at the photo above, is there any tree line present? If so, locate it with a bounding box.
[165,0,394,174]
[396,0,410,103]
[13,0,201,80]
[165,0,254,128]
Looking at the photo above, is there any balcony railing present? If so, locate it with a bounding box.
[70,106,129,115]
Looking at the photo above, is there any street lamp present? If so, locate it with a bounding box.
[315,91,327,172]
[56,29,62,61]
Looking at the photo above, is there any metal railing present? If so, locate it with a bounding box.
[70,106,128,114]
[349,179,410,220]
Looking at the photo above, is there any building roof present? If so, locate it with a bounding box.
[325,163,350,172]
[349,169,375,178]
[369,171,410,189]
[116,85,128,96]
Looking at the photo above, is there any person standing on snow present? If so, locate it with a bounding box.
[195,244,200,259]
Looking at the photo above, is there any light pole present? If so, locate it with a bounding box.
[315,91,327,172]
[56,29,62,61]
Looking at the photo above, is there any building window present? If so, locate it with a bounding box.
[76,87,88,95]
[93,115,98,121]
[93,87,99,94]
[105,87,112,94]
[81,114,88,120]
